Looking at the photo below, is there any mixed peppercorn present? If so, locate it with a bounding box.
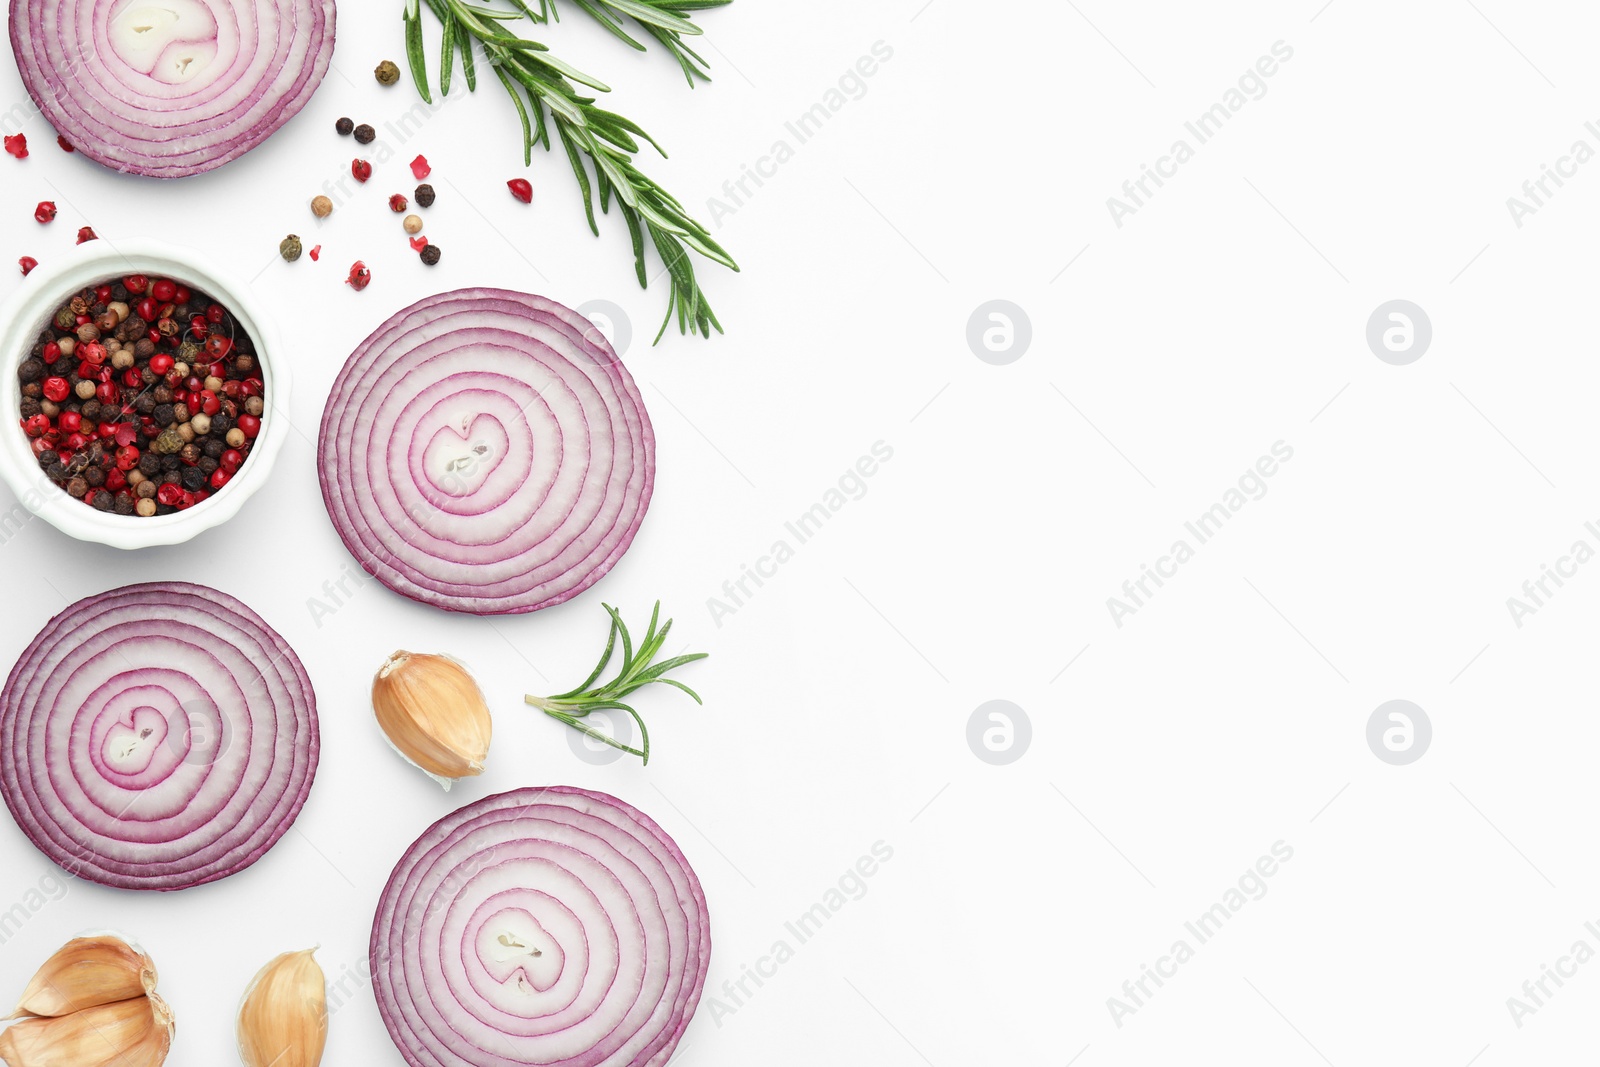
[15,276,265,517]
[309,124,443,280]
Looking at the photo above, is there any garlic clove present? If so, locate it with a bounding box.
[371,651,493,789]
[236,949,327,1067]
[11,935,157,1018]
[0,994,171,1067]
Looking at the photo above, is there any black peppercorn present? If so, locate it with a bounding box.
[135,394,156,415]
[18,359,43,383]
[83,466,105,488]
[111,283,128,302]
[179,443,201,466]
[181,466,206,491]
[36,452,54,472]
[91,491,113,512]
[153,403,175,426]
[336,116,354,136]
[421,243,441,266]
[211,414,233,435]
[354,123,376,144]
[19,397,41,419]
[45,461,65,481]
[113,491,135,515]
[415,183,435,207]
[203,438,225,459]
[81,400,102,422]
[139,454,161,477]
[155,503,176,516]
[19,383,41,400]
[65,477,87,498]
[50,358,73,377]
[161,455,181,473]
[199,455,219,475]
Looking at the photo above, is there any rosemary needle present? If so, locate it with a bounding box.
[525,0,734,86]
[525,602,708,764]
[406,0,738,340]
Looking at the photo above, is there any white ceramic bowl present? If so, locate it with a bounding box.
[0,240,290,549]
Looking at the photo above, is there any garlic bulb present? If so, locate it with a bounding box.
[372,651,493,789]
[0,993,172,1067]
[237,950,326,1067]
[11,935,157,1018]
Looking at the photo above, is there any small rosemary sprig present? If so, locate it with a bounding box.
[525,602,707,764]
[524,0,733,86]
[405,0,738,340]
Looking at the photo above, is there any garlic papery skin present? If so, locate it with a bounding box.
[0,994,172,1067]
[11,934,158,1018]
[371,651,493,790]
[237,949,327,1067]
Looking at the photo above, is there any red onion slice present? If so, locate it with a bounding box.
[318,289,655,616]
[372,787,710,1067]
[8,0,337,178]
[0,582,319,891]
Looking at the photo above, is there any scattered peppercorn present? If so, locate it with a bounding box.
[409,234,429,252]
[346,261,372,291]
[18,256,37,276]
[76,226,97,244]
[507,178,533,203]
[389,193,408,213]
[403,214,423,235]
[415,183,435,207]
[4,134,27,159]
[352,158,372,182]
[335,116,354,136]
[280,234,303,262]
[56,135,73,153]
[375,59,401,86]
[354,125,376,145]
[309,245,321,261]
[420,244,441,266]
[311,195,333,218]
[33,201,55,224]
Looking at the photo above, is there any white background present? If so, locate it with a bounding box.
[2,0,1600,1064]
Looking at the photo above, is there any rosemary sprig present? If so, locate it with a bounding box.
[526,0,733,86]
[525,602,708,764]
[406,0,738,340]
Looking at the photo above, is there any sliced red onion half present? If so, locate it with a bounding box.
[372,787,710,1067]
[0,582,319,891]
[9,0,337,178]
[319,289,655,616]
